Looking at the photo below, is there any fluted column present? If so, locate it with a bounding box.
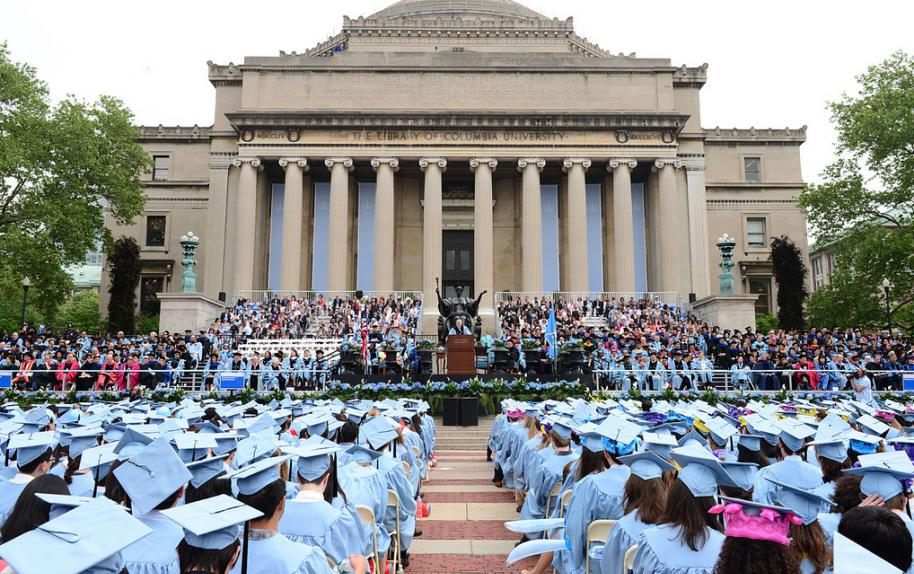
[518,158,545,292]
[371,157,399,293]
[420,157,446,336]
[325,157,354,291]
[471,157,497,333]
[232,156,260,296]
[655,158,683,293]
[563,158,592,292]
[609,158,638,293]
[279,157,308,292]
[686,164,711,297]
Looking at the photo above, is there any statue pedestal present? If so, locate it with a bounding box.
[691,295,758,332]
[157,293,224,333]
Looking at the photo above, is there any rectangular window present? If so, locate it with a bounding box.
[146,215,167,247]
[152,155,170,181]
[748,277,771,315]
[746,217,767,248]
[744,157,761,183]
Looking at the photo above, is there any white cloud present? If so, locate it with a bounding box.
[2,0,912,183]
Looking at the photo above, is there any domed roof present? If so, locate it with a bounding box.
[370,0,548,20]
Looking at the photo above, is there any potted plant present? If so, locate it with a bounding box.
[416,339,436,373]
[380,342,400,368]
[339,342,361,365]
[521,338,542,368]
[559,341,585,371]
[491,340,510,370]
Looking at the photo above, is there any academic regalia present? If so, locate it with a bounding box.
[519,449,579,530]
[337,460,391,555]
[0,475,31,524]
[632,524,724,574]
[752,456,822,505]
[229,531,333,574]
[601,510,654,574]
[378,451,417,549]
[121,511,183,574]
[279,491,364,566]
[66,471,96,497]
[817,511,841,547]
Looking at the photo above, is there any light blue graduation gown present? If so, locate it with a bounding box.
[515,436,545,491]
[404,431,428,481]
[66,471,96,498]
[632,524,724,574]
[337,462,392,554]
[553,464,630,574]
[122,511,182,574]
[601,510,653,574]
[817,512,841,547]
[0,477,30,526]
[520,450,579,535]
[279,494,365,565]
[379,452,417,550]
[752,456,822,505]
[229,532,334,574]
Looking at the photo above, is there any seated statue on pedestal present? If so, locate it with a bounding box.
[435,280,487,343]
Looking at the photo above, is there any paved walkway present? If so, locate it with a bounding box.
[408,420,536,573]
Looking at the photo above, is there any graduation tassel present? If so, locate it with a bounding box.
[92,464,100,498]
[241,520,250,574]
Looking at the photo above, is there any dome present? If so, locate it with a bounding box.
[369,0,548,20]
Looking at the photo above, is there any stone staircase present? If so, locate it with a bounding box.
[433,416,495,451]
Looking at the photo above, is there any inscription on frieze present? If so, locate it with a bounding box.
[246,129,671,146]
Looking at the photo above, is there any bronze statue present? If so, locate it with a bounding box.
[435,278,486,341]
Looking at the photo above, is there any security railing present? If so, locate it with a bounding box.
[234,291,424,304]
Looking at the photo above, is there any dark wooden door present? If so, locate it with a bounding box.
[442,230,474,298]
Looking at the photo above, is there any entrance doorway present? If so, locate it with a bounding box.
[442,231,474,298]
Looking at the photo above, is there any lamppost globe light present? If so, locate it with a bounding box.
[22,277,30,288]
[883,278,891,291]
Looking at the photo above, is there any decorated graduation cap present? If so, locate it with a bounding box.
[845,451,914,500]
[833,531,904,574]
[766,476,833,525]
[114,437,193,516]
[186,454,230,488]
[848,430,883,455]
[346,444,382,464]
[720,461,758,492]
[222,455,291,496]
[8,432,57,467]
[619,451,675,480]
[161,495,262,550]
[708,497,804,546]
[705,416,738,447]
[671,443,738,497]
[0,498,152,574]
[594,415,641,456]
[857,414,891,437]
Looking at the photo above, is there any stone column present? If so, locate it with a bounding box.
[371,157,399,294]
[232,156,260,297]
[518,158,545,293]
[420,157,447,336]
[204,154,233,297]
[609,158,638,293]
[278,157,308,292]
[655,158,683,293]
[686,164,711,298]
[325,157,354,292]
[471,157,497,333]
[563,158,592,292]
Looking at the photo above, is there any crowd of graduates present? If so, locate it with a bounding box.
[488,394,914,573]
[0,395,436,574]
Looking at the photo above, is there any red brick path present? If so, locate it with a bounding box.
[407,554,537,574]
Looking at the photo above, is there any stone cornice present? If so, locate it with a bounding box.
[704,126,807,144]
[138,125,212,142]
[224,111,690,133]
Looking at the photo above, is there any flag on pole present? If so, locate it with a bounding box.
[360,313,369,374]
[546,304,557,360]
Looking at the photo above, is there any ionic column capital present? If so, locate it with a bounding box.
[419,157,448,172]
[562,157,592,172]
[608,158,638,170]
[232,156,261,168]
[469,157,498,171]
[370,157,400,171]
[517,158,546,172]
[324,157,355,171]
[278,157,309,171]
[654,158,683,170]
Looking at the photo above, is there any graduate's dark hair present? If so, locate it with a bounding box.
[549,429,570,449]
[17,448,52,474]
[817,455,851,485]
[237,478,285,519]
[623,474,666,525]
[411,414,423,438]
[839,506,913,573]
[575,447,608,481]
[658,478,723,552]
[154,486,184,511]
[185,473,232,504]
[712,537,800,574]
[0,474,68,542]
[761,440,779,461]
[103,459,131,509]
[831,474,863,513]
[787,521,831,574]
[177,538,239,574]
[337,421,360,444]
[736,443,770,468]
[63,454,82,485]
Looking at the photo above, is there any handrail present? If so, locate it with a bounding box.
[234,291,424,304]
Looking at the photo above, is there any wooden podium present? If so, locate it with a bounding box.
[446,335,476,375]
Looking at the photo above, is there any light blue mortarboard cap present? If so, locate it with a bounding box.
[671,443,738,497]
[114,437,193,516]
[766,477,834,524]
[79,443,118,482]
[774,419,815,452]
[619,452,675,480]
[8,432,57,467]
[294,444,341,481]
[222,455,291,496]
[233,431,278,468]
[737,434,763,452]
[113,428,154,461]
[0,498,152,574]
[173,433,217,463]
[360,416,399,450]
[161,494,262,550]
[844,452,914,500]
[579,432,605,453]
[720,461,759,491]
[186,454,230,488]
[346,444,382,464]
[211,433,239,457]
[812,440,849,463]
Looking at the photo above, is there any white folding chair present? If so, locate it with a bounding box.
[624,543,639,572]
[387,489,402,574]
[355,505,380,572]
[585,519,616,574]
[559,488,573,519]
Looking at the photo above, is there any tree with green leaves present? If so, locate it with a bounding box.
[56,290,104,334]
[107,236,141,335]
[770,236,808,331]
[0,43,148,320]
[800,51,914,330]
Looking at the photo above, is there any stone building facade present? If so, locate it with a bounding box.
[101,0,809,332]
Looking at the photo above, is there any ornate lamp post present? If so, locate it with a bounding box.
[716,234,737,295]
[179,232,200,293]
[882,278,892,334]
[20,277,30,326]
